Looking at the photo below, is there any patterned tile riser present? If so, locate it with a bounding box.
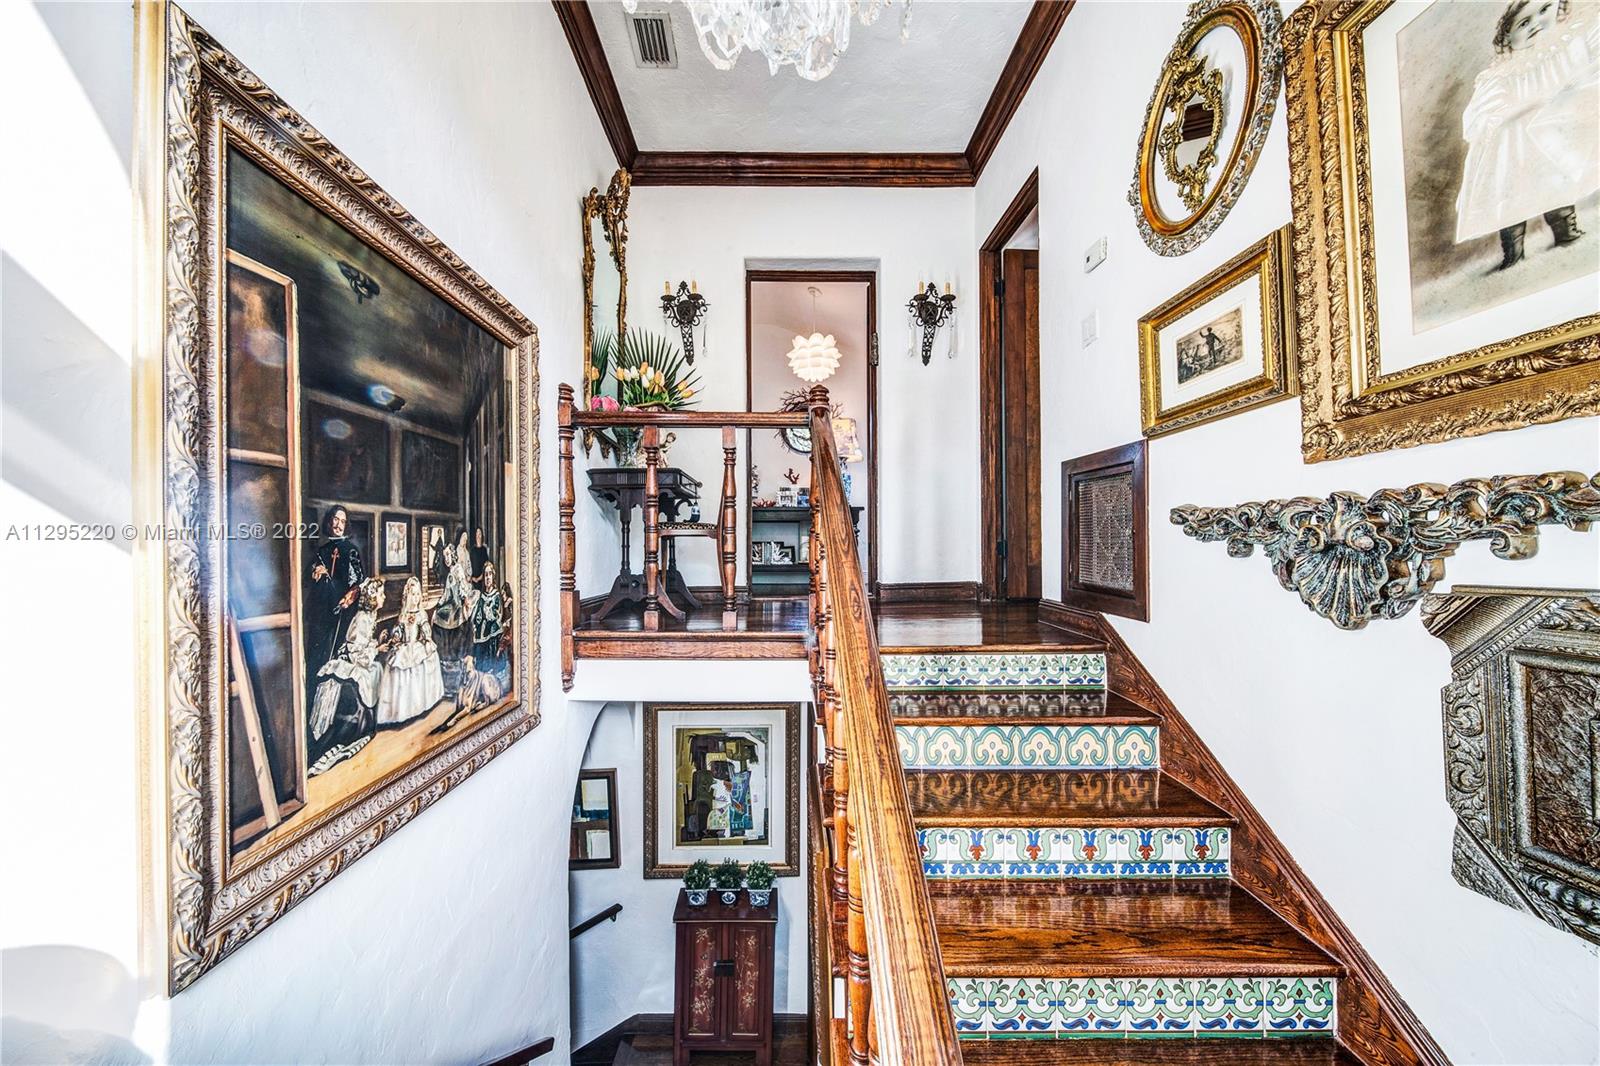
[897,724,1159,771]
[947,976,1337,1038]
[920,826,1230,880]
[882,651,1108,692]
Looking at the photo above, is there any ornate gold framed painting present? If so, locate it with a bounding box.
[1285,0,1600,462]
[1139,226,1297,435]
[135,2,540,992]
[642,703,801,879]
[1130,0,1285,256]
[581,168,630,452]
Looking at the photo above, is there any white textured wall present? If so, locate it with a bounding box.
[978,2,1600,1063]
[1,2,616,1062]
[617,185,980,589]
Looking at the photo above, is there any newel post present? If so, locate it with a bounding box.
[642,424,662,631]
[558,384,576,690]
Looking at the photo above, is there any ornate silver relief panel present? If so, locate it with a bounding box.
[1423,587,1600,946]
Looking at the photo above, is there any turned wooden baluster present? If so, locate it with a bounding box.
[558,385,577,691]
[720,425,738,629]
[642,424,662,631]
[846,788,871,1066]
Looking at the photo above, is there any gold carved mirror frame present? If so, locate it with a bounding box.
[581,168,630,452]
[1130,0,1284,256]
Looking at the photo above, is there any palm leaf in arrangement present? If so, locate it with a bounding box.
[613,328,703,410]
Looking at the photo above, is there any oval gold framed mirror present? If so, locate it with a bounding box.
[1130,0,1283,256]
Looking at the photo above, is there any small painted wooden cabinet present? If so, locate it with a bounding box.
[672,889,776,1066]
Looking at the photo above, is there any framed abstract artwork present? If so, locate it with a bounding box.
[136,2,539,993]
[1284,0,1600,462]
[1138,226,1297,436]
[571,768,621,871]
[643,704,801,879]
[1061,441,1149,622]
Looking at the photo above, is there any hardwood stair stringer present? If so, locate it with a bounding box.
[1039,601,1449,1066]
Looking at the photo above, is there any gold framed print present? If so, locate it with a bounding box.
[1284,0,1600,462]
[1139,227,1297,436]
[136,2,540,992]
[642,703,801,879]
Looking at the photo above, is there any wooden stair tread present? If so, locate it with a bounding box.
[907,771,1232,827]
[933,882,1340,978]
[958,1038,1358,1064]
[891,691,1158,726]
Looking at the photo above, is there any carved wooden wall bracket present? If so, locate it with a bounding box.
[1170,471,1600,629]
[1423,586,1600,946]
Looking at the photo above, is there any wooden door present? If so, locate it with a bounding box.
[999,249,1041,600]
[680,922,721,1041]
[725,923,769,1040]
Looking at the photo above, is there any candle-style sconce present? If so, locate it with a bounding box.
[661,280,710,363]
[906,280,957,364]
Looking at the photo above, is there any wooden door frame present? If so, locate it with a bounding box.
[979,168,1040,600]
[745,269,880,596]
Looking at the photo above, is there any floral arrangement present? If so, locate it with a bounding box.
[711,858,745,890]
[612,329,701,411]
[682,859,713,890]
[744,861,775,890]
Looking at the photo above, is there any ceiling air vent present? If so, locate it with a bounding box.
[626,10,678,69]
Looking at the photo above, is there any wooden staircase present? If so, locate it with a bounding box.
[877,634,1362,1063]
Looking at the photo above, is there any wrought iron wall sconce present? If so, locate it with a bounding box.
[661,279,709,363]
[907,280,957,364]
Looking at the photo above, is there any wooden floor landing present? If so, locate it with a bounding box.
[572,598,1099,663]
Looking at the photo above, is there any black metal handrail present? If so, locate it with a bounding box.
[569,902,624,939]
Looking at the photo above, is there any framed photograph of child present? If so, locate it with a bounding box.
[1138,227,1297,437]
[1284,0,1599,462]
[380,512,412,574]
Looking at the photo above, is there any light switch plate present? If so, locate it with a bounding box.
[1081,309,1099,348]
[1083,236,1108,273]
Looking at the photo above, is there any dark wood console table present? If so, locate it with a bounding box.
[587,466,702,623]
[673,890,776,1066]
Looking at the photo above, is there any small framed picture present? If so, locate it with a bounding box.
[380,512,412,573]
[772,543,795,565]
[644,703,801,878]
[418,521,449,592]
[571,768,620,870]
[776,486,797,506]
[752,542,767,564]
[1137,226,1296,438]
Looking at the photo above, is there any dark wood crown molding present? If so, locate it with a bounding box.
[556,0,1072,187]
[552,0,637,167]
[966,0,1074,180]
[631,151,972,187]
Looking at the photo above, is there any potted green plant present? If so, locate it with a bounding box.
[682,859,712,907]
[711,858,744,905]
[744,861,776,908]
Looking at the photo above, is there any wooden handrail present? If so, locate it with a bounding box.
[806,387,963,1066]
[573,409,806,428]
[569,902,624,939]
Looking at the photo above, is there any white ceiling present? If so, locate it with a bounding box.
[595,1,1035,153]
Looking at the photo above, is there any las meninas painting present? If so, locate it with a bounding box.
[1398,0,1599,331]
[151,6,536,992]
[224,147,526,854]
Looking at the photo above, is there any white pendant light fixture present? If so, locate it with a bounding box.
[787,286,842,384]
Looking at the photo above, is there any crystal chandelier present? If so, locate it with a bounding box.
[787,286,842,383]
[623,0,913,81]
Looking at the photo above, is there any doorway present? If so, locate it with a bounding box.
[980,170,1042,601]
[745,270,878,597]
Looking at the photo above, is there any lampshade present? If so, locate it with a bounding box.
[832,416,864,464]
[786,331,841,383]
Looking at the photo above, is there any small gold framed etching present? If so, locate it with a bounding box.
[1284,0,1600,462]
[1139,227,1296,437]
[1130,0,1285,256]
